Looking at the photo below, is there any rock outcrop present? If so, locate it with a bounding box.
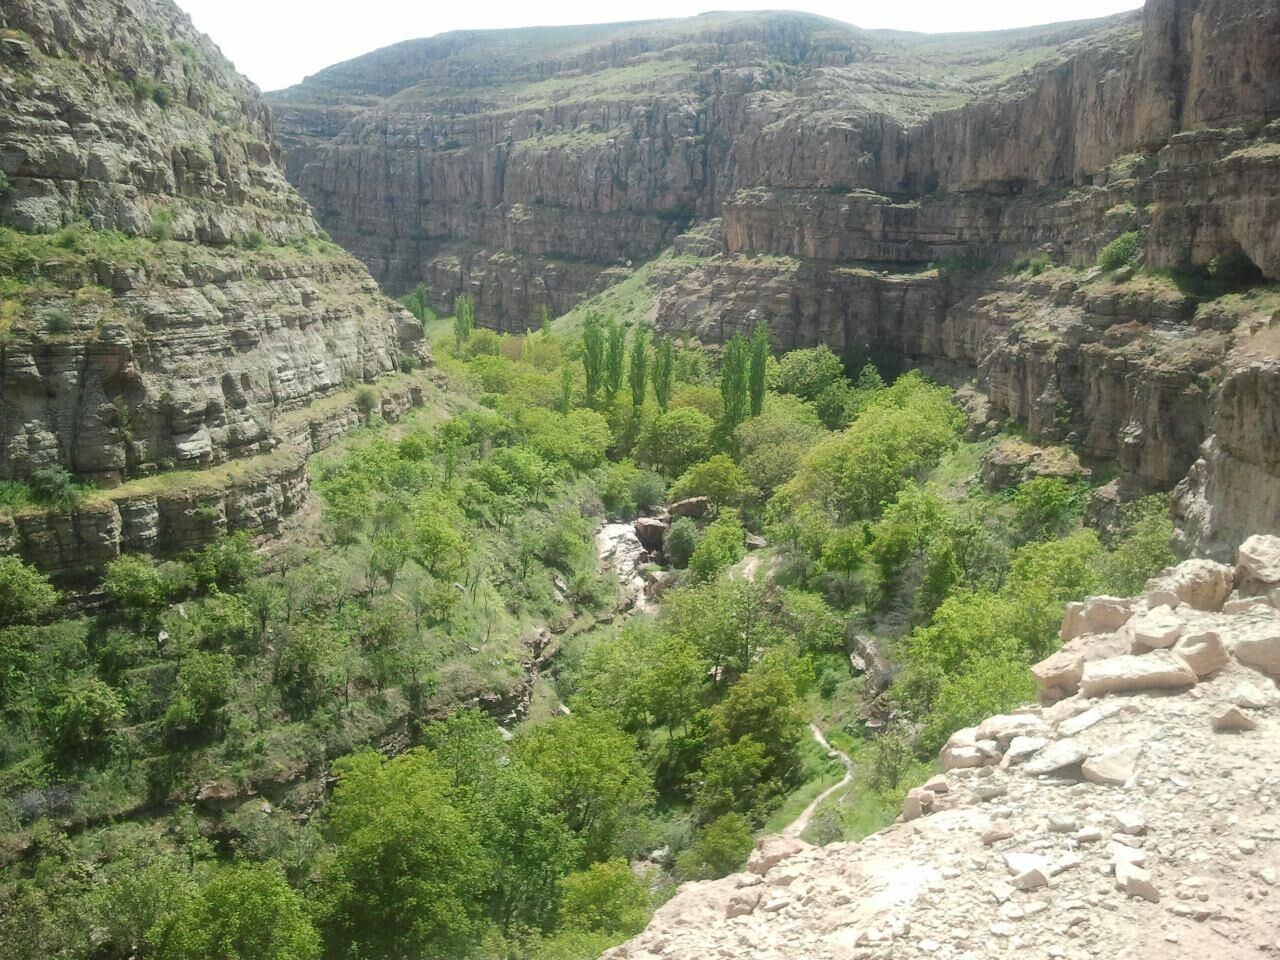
[273,0,1280,551]
[0,0,430,575]
[605,539,1280,959]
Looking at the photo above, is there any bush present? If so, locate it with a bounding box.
[191,533,260,592]
[28,464,84,511]
[688,510,746,583]
[242,228,267,250]
[558,860,650,938]
[354,386,378,421]
[0,556,58,626]
[45,307,72,334]
[47,676,124,764]
[771,345,844,402]
[148,208,174,242]
[103,554,168,629]
[1098,231,1142,271]
[675,813,754,880]
[630,470,667,514]
[664,517,699,569]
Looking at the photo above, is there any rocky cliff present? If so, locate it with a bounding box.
[0,0,428,576]
[605,537,1280,959]
[273,0,1280,554]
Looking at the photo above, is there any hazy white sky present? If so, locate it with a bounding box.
[177,0,1145,92]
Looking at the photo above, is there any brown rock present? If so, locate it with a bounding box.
[1079,652,1198,698]
[1211,706,1258,732]
[634,517,669,553]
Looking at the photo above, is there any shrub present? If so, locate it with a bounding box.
[629,470,667,514]
[675,813,754,880]
[47,676,124,764]
[45,307,72,334]
[148,208,174,242]
[688,510,746,583]
[0,556,58,626]
[354,386,378,421]
[664,517,699,569]
[771,345,844,402]
[191,532,260,592]
[28,464,84,511]
[103,554,168,629]
[557,860,650,938]
[1098,231,1142,271]
[242,228,267,250]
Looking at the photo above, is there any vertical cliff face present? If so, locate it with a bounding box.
[272,0,1280,554]
[0,0,428,577]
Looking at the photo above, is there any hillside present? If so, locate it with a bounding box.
[0,0,427,581]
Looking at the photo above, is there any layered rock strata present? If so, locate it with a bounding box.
[606,538,1280,959]
[0,0,430,572]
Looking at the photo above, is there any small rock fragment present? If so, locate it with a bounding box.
[1211,705,1258,732]
[1082,743,1142,786]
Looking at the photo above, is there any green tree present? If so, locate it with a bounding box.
[47,676,124,764]
[558,860,650,938]
[604,320,626,401]
[718,335,748,440]
[165,650,234,735]
[708,667,804,786]
[558,364,574,414]
[408,492,469,577]
[748,321,770,416]
[149,863,320,960]
[454,293,476,349]
[514,713,652,859]
[582,314,604,407]
[676,813,754,880]
[735,394,825,498]
[1011,477,1085,543]
[0,556,57,627]
[652,336,674,412]
[693,736,772,821]
[539,303,551,334]
[772,344,844,401]
[638,407,714,477]
[191,532,260,593]
[688,509,746,583]
[663,517,699,569]
[629,326,649,411]
[319,749,489,960]
[669,454,755,508]
[103,554,168,629]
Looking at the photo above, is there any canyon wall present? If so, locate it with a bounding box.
[273,0,1280,555]
[0,0,429,576]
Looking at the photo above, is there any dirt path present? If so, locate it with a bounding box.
[783,724,854,839]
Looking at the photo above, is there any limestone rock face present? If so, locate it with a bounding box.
[273,1,1280,551]
[0,0,428,575]
[604,537,1280,959]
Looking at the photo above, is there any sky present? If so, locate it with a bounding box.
[177,0,1145,92]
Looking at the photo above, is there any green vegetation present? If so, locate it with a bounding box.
[1098,230,1143,272]
[0,292,1182,958]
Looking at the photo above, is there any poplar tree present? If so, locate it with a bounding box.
[653,336,674,412]
[582,314,604,407]
[604,319,626,400]
[629,326,649,410]
[719,335,749,439]
[748,321,770,417]
[453,294,475,350]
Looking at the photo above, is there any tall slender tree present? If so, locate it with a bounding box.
[604,319,626,401]
[453,294,475,350]
[539,304,550,336]
[629,326,649,411]
[582,313,604,408]
[748,321,770,417]
[719,335,749,440]
[653,336,674,412]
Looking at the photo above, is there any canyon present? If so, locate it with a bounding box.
[271,0,1280,559]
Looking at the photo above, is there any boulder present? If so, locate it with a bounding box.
[747,836,810,875]
[1023,738,1087,776]
[1229,620,1280,676]
[976,713,1052,745]
[1172,630,1228,677]
[1129,605,1183,650]
[1144,559,1234,612]
[1237,534,1280,585]
[668,496,712,519]
[1060,596,1133,642]
[634,517,668,553]
[1079,652,1198,698]
[1211,705,1258,732]
[1032,631,1132,697]
[1081,743,1142,786]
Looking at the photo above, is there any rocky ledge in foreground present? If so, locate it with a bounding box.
[606,536,1280,960]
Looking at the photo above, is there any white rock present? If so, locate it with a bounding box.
[1079,652,1197,698]
[1023,737,1087,776]
[1173,630,1229,677]
[1230,620,1280,676]
[1238,535,1280,585]
[1144,559,1233,612]
[1082,743,1142,786]
[1032,631,1133,696]
[1061,596,1133,642]
[747,837,810,875]
[1057,701,1124,736]
[976,714,1051,745]
[1129,605,1183,650]
[1115,860,1160,902]
[1004,852,1054,875]
[1000,735,1048,767]
[1211,705,1258,732]
[1113,810,1147,835]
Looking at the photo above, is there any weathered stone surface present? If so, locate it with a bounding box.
[633,518,668,553]
[1079,652,1198,698]
[1130,606,1184,651]
[1081,744,1142,786]
[668,497,713,519]
[1211,705,1258,732]
[1229,620,1280,676]
[1032,630,1132,698]
[1023,739,1087,776]
[1172,630,1229,677]
[1061,596,1133,643]
[1144,560,1235,612]
[1237,534,1280,585]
